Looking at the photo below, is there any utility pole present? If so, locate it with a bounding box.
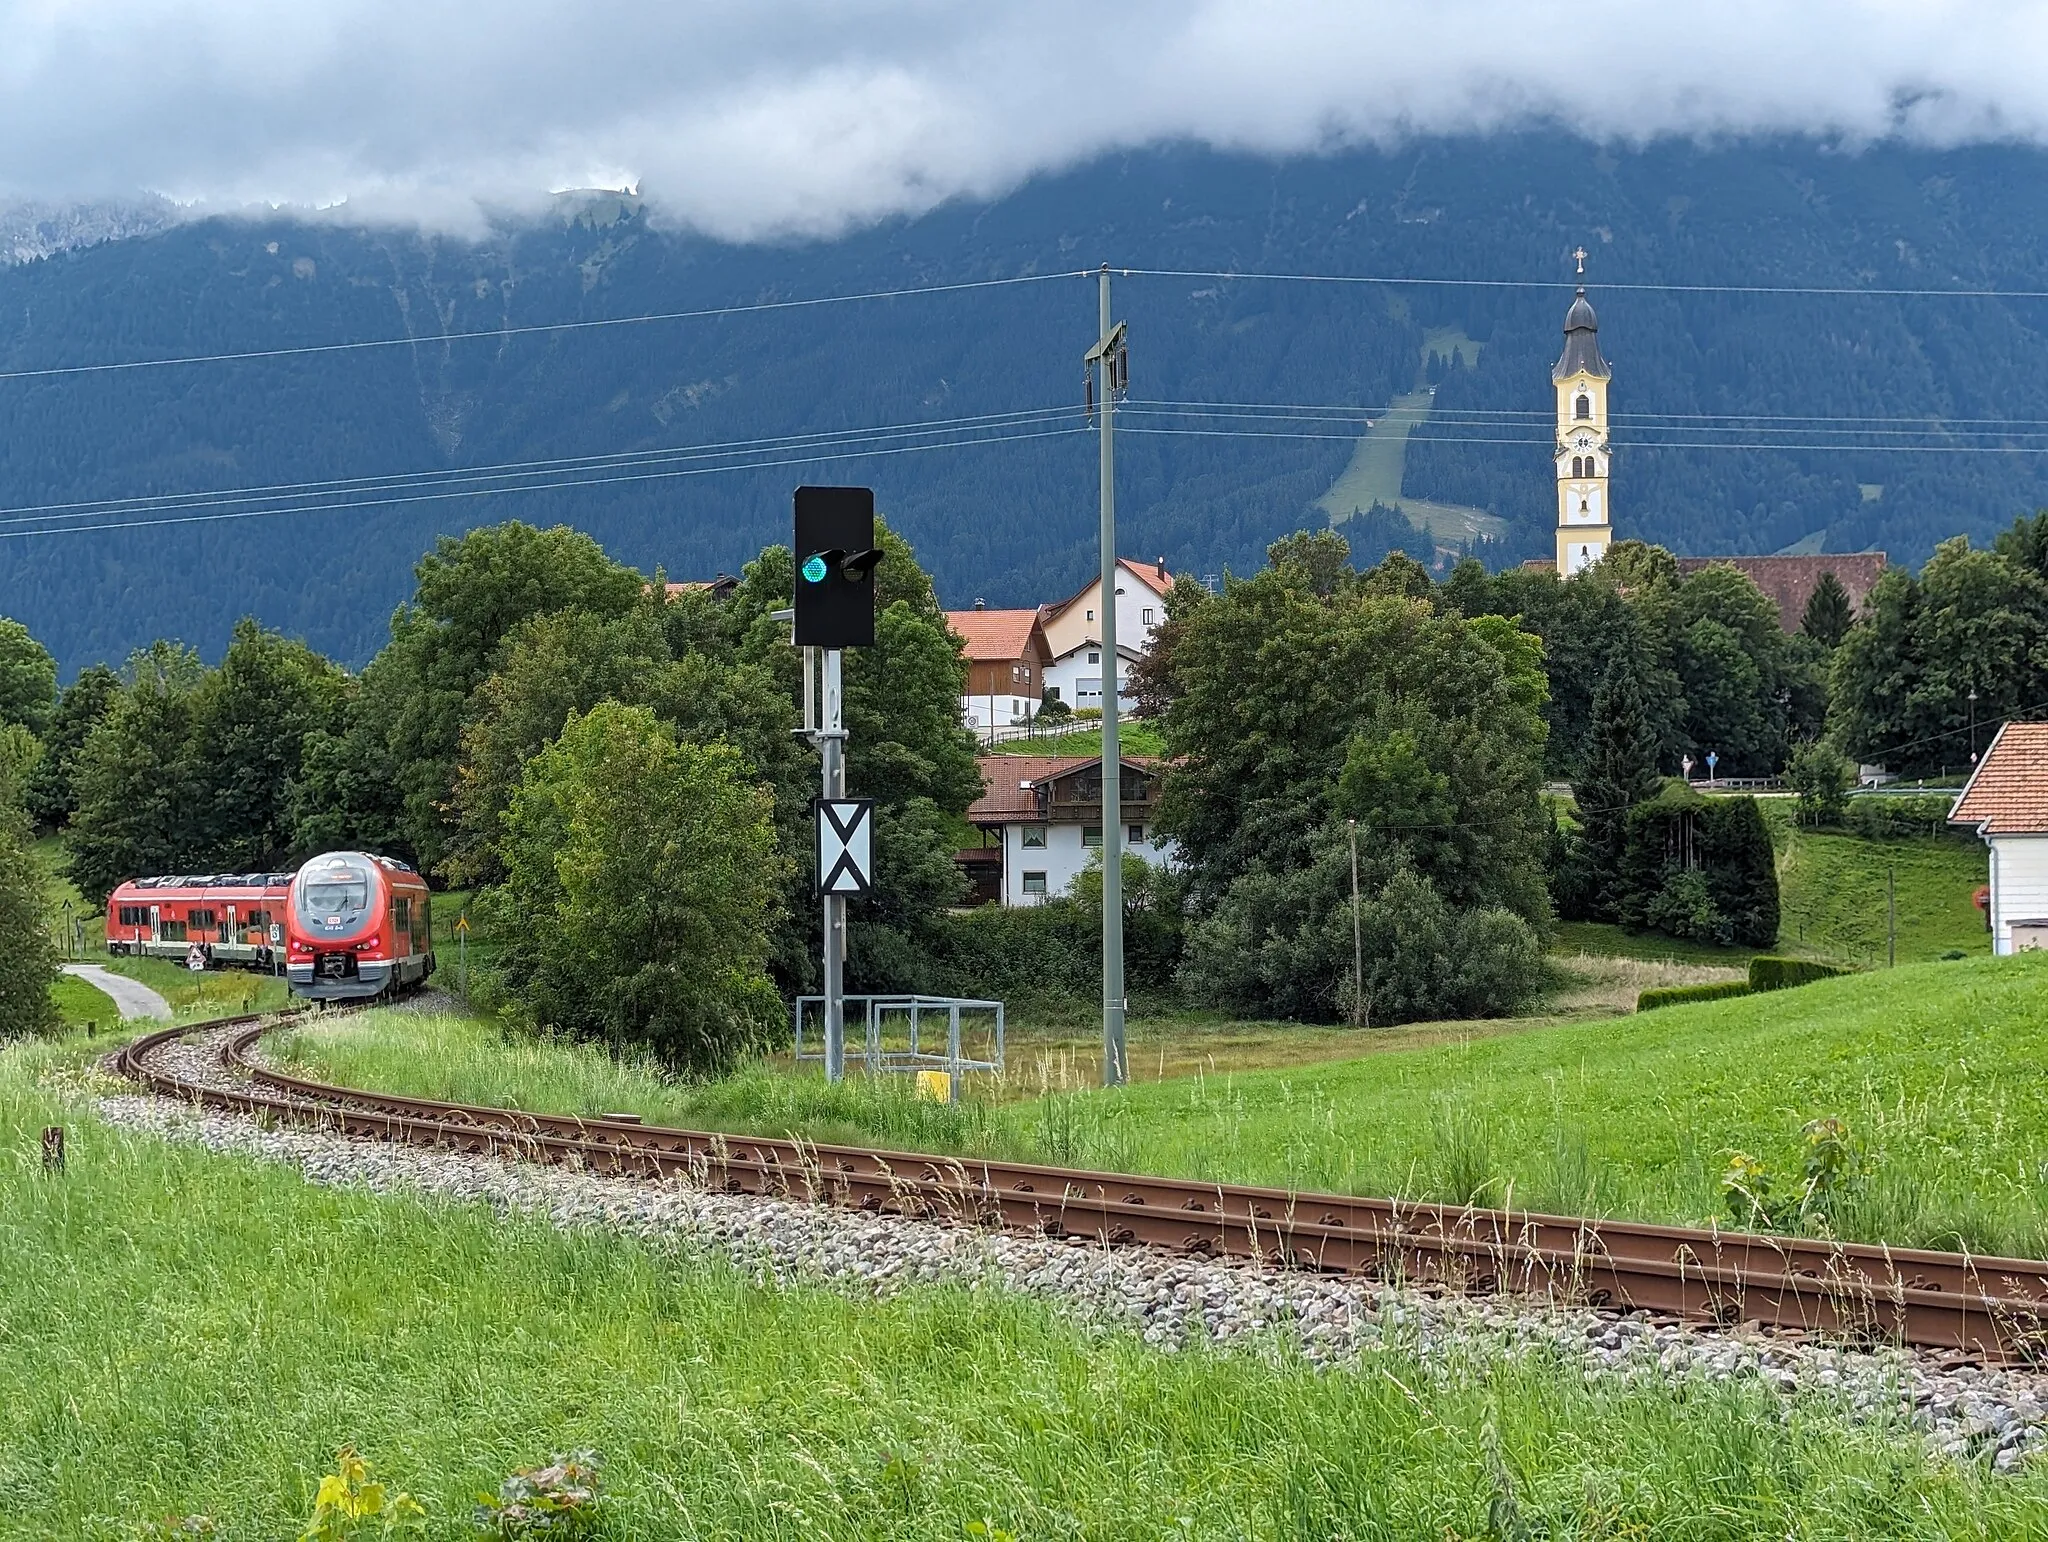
[1969,687,1980,767]
[1348,819,1363,1027]
[1087,264,1129,1087]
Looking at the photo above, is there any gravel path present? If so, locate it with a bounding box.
[93,1051,2048,1475]
[62,963,171,1021]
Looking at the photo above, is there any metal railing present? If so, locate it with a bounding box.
[793,994,1004,1100]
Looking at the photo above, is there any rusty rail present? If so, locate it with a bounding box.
[112,1014,2048,1362]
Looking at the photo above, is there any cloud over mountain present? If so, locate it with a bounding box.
[4,0,2046,239]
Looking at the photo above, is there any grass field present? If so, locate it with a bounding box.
[1767,811,1989,966]
[50,970,117,1029]
[283,950,2048,1258]
[6,1034,2041,1536]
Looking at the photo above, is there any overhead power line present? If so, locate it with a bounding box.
[0,419,1082,542]
[0,403,1079,528]
[1123,266,2048,301]
[0,270,1084,384]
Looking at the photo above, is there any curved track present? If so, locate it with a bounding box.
[115,1013,2048,1362]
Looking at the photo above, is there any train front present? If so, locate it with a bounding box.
[286,851,396,1000]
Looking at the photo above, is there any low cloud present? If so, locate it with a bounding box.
[4,0,2046,239]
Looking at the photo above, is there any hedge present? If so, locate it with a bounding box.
[1748,955,1848,991]
[1843,794,1959,840]
[1636,980,1754,1012]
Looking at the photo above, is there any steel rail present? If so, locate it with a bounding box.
[113,1015,2048,1363]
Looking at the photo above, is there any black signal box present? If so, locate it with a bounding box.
[793,486,881,647]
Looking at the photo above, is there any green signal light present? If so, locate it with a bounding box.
[801,554,829,583]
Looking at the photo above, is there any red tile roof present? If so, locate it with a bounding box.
[1950,722,2048,835]
[1674,554,1887,631]
[944,608,1045,662]
[968,755,1092,822]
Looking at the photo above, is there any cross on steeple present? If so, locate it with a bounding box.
[1572,246,1587,276]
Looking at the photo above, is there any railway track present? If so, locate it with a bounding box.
[115,1012,2048,1363]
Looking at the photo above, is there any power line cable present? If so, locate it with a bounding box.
[0,420,1083,541]
[0,403,1080,528]
[0,270,1085,384]
[1123,265,2048,301]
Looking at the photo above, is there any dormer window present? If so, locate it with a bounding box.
[1575,394,1591,420]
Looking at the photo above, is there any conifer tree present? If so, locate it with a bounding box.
[1571,640,1665,912]
[1800,570,1855,649]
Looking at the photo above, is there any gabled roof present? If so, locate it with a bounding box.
[1673,554,1887,632]
[1042,558,1176,623]
[1950,722,2048,835]
[944,608,1047,662]
[966,753,1162,825]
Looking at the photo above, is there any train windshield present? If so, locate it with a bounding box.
[296,856,374,930]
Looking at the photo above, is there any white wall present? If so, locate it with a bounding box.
[1042,644,1140,712]
[962,692,1036,729]
[1000,819,1178,907]
[1988,834,2048,954]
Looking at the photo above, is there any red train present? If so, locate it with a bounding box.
[107,872,293,969]
[107,850,435,1002]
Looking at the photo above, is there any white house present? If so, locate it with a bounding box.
[1038,557,1175,714]
[1948,722,2048,953]
[965,754,1178,907]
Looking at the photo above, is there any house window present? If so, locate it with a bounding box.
[1021,826,1047,848]
[1142,607,1155,625]
[1129,824,1145,844]
[1086,608,1094,621]
[1087,650,1100,663]
[1022,871,1048,896]
[1082,826,1103,847]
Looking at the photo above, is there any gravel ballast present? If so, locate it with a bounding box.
[91,1031,2048,1475]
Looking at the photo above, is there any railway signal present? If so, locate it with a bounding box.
[794,485,883,647]
[793,486,882,1083]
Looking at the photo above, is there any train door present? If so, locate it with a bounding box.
[149,905,160,944]
[224,905,236,946]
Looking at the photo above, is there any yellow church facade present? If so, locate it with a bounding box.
[1553,284,1612,576]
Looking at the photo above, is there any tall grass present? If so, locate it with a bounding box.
[288,952,2048,1258]
[4,1032,2043,1537]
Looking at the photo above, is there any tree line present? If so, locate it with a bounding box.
[3,507,2027,1053]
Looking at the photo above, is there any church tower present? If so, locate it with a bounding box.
[1554,256,1612,576]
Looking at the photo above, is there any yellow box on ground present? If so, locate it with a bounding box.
[914,1070,952,1103]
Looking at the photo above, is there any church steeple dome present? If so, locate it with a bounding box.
[1553,287,1609,381]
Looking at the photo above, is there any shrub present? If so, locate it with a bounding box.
[472,1450,603,1539]
[1748,955,1848,991]
[1636,980,1753,1012]
[1617,787,1779,949]
[1844,793,1958,839]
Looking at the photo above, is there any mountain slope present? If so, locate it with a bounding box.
[4,138,2048,671]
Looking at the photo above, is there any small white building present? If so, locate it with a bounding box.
[965,754,1178,907]
[1038,557,1175,714]
[1948,722,2047,953]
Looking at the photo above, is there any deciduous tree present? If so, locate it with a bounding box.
[485,702,783,1071]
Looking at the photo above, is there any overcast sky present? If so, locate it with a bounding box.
[4,1,2047,239]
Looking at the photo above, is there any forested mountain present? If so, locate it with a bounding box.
[5,136,2048,672]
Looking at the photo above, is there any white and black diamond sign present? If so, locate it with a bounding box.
[815,797,875,896]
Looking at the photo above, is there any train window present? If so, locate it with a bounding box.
[117,905,148,927]
[161,920,188,941]
[245,909,270,930]
[297,855,373,931]
[187,908,215,928]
